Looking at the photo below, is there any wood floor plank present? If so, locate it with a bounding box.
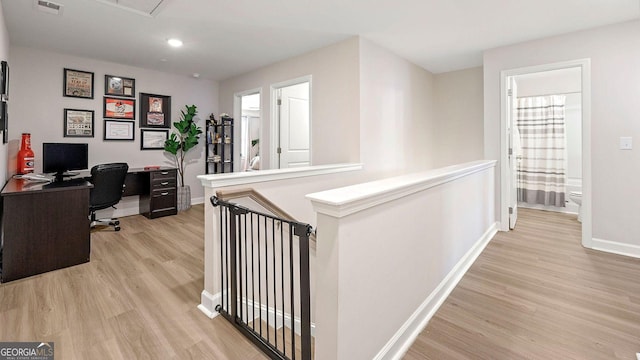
[405,208,640,360]
[0,204,268,359]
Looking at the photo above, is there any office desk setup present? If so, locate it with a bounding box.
[0,166,177,283]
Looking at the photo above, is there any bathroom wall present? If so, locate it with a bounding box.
[515,67,582,214]
[484,20,640,253]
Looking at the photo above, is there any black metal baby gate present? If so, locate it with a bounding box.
[211,196,313,360]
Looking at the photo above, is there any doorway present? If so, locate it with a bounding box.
[234,89,262,172]
[512,68,582,216]
[501,59,592,247]
[271,77,311,169]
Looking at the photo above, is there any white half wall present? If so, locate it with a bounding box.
[307,160,496,360]
[483,19,640,249]
[8,46,219,209]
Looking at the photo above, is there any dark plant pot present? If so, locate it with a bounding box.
[177,185,191,212]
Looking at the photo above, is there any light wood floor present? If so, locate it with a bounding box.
[5,206,640,360]
[0,204,268,360]
[405,208,640,360]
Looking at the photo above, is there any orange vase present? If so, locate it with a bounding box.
[17,133,35,174]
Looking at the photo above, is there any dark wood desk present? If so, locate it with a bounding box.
[0,167,177,282]
[0,178,92,283]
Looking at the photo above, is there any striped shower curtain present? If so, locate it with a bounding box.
[516,95,567,207]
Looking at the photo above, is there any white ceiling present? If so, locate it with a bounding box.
[3,0,639,81]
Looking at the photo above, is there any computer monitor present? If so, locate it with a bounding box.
[42,143,88,181]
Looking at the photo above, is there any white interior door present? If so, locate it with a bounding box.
[277,82,310,168]
[508,76,519,229]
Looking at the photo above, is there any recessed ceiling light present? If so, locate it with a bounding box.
[167,38,183,47]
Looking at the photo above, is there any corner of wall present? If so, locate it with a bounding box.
[0,2,10,186]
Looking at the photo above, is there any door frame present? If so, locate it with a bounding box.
[234,87,262,171]
[499,59,592,248]
[270,75,313,169]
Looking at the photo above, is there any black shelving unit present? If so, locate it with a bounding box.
[206,115,234,174]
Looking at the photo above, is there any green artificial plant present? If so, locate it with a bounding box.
[164,105,202,187]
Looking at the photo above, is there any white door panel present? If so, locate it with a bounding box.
[278,82,310,168]
[508,77,518,229]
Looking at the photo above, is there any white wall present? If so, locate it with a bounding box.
[0,3,9,185]
[484,19,640,250]
[359,38,437,176]
[8,46,219,205]
[219,37,360,170]
[433,66,484,167]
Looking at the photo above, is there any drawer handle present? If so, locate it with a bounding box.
[160,181,169,185]
[161,171,169,175]
[160,192,169,196]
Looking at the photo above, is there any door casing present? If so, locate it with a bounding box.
[499,59,592,248]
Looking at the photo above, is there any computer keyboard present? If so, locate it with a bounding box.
[19,173,52,182]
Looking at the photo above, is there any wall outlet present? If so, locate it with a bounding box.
[620,137,633,150]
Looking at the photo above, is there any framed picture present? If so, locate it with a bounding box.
[140,129,168,150]
[105,74,135,97]
[1,61,9,101]
[104,96,135,119]
[0,100,5,137]
[64,109,94,137]
[104,119,134,141]
[64,68,94,99]
[1,102,6,143]
[139,92,170,128]
[0,101,4,132]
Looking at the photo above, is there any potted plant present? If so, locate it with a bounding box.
[164,104,202,211]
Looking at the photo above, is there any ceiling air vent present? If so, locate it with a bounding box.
[93,0,170,17]
[34,0,64,15]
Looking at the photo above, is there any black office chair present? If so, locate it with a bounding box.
[89,163,129,231]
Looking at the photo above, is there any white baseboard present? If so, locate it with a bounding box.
[192,196,205,205]
[197,289,316,335]
[590,238,640,259]
[241,298,316,337]
[197,290,220,319]
[373,222,499,360]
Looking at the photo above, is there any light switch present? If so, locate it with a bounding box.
[620,137,633,150]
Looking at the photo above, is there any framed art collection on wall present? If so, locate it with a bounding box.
[58,67,174,150]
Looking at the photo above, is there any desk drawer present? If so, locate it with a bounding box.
[151,178,176,190]
[150,188,177,217]
[151,169,176,181]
